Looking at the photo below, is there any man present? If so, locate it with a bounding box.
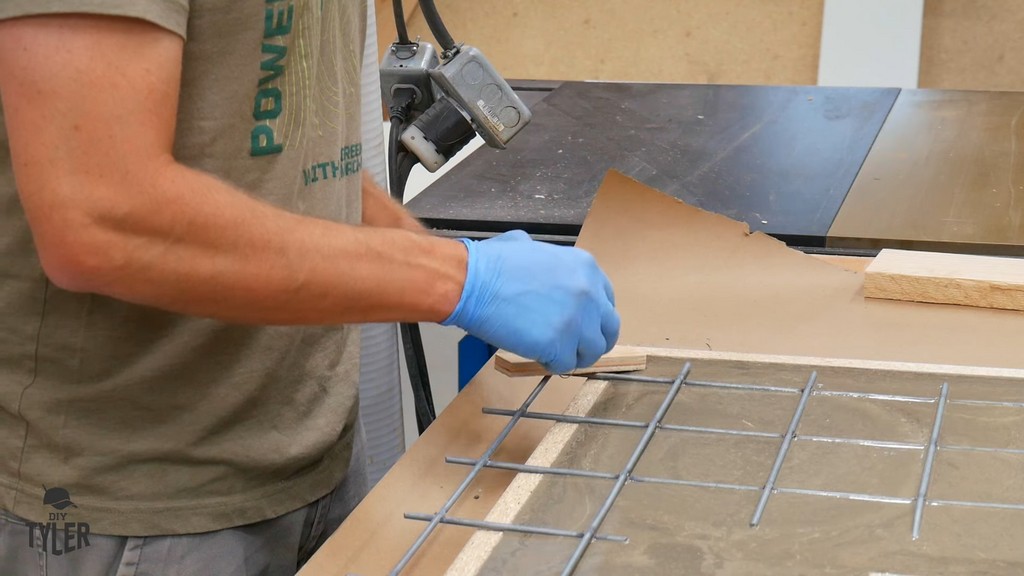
[0,1,619,574]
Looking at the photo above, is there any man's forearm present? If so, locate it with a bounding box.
[361,172,427,233]
[49,161,466,325]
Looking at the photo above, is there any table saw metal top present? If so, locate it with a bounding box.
[408,82,1024,256]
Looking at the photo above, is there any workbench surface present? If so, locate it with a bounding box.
[829,89,1024,255]
[408,82,1024,255]
[407,82,898,247]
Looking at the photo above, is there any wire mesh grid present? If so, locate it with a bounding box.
[391,359,1024,575]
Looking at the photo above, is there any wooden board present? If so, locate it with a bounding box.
[587,346,1024,379]
[865,249,1024,311]
[921,0,1024,92]
[452,348,1024,574]
[383,1,1024,91]
[494,348,647,378]
[402,0,823,85]
[827,89,1024,255]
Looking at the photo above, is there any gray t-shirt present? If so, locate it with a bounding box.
[0,0,366,535]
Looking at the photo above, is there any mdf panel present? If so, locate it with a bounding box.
[920,0,1024,91]
[402,0,824,85]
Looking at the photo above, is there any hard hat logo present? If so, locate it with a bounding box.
[26,485,91,555]
[42,486,77,510]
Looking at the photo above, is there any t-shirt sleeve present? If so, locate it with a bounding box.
[0,0,189,39]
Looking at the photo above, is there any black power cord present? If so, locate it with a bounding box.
[391,0,456,54]
[417,0,458,57]
[393,0,455,56]
[387,0,468,433]
[399,323,435,433]
[392,0,411,45]
[388,90,437,435]
[388,116,406,196]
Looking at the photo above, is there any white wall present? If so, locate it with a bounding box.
[818,0,924,88]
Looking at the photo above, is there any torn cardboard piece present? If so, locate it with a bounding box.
[577,171,1024,369]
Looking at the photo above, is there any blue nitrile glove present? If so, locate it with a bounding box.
[443,230,620,374]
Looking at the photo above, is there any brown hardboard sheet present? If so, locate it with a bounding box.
[403,0,822,85]
[582,171,1024,369]
[827,89,1024,255]
[921,0,1024,92]
[474,356,1024,575]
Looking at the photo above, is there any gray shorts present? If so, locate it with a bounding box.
[0,426,369,576]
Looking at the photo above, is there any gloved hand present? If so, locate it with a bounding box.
[443,230,620,374]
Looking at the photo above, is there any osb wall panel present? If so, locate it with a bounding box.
[921,0,1024,92]
[395,0,823,85]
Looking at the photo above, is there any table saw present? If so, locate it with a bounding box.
[408,81,1024,255]
[301,82,1024,575]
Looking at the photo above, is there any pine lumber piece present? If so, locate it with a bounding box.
[494,348,647,377]
[864,249,1024,311]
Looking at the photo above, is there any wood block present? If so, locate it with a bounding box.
[494,348,647,378]
[864,249,1024,311]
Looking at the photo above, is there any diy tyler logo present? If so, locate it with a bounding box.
[26,486,91,555]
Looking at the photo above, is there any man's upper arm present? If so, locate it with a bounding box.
[0,1,189,39]
[0,14,185,279]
